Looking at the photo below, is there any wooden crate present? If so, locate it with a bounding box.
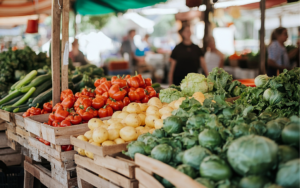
[0,109,14,122]
[134,153,206,188]
[14,112,25,128]
[0,131,23,166]
[75,154,137,188]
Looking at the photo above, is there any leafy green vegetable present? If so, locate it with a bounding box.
[255,75,269,88]
[176,164,197,179]
[198,129,222,150]
[182,145,211,170]
[150,144,173,163]
[249,121,267,135]
[124,141,145,159]
[180,73,213,96]
[264,120,284,141]
[239,176,270,188]
[227,135,278,176]
[194,178,215,188]
[163,116,184,134]
[186,114,207,129]
[161,178,174,188]
[281,122,300,147]
[278,145,299,164]
[232,123,257,138]
[199,155,232,181]
[276,159,300,188]
[151,129,166,138]
[159,88,184,103]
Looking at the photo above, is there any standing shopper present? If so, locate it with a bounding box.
[267,27,299,76]
[169,25,208,85]
[204,36,224,73]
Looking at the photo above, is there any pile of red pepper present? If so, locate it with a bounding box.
[23,102,53,117]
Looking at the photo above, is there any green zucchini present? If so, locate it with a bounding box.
[10,80,21,91]
[151,83,161,88]
[0,90,22,106]
[37,69,48,76]
[72,74,83,83]
[0,92,9,99]
[31,80,52,98]
[13,106,31,113]
[3,104,28,112]
[20,73,51,93]
[30,88,52,108]
[0,94,25,108]
[14,70,37,90]
[13,87,36,106]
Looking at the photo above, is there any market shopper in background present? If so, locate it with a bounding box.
[169,25,209,85]
[267,27,299,76]
[204,36,224,72]
[69,39,89,66]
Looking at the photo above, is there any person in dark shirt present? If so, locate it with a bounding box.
[69,39,89,66]
[169,25,208,85]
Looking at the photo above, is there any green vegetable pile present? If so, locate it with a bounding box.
[0,47,50,97]
[125,94,300,188]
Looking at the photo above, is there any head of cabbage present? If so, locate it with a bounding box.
[255,74,269,88]
[159,88,184,103]
[180,73,214,96]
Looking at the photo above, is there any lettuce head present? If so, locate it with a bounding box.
[180,73,214,96]
[159,88,184,103]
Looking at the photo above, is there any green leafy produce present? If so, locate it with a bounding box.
[194,178,215,188]
[176,164,197,179]
[152,129,165,138]
[199,155,232,181]
[186,114,207,129]
[161,178,174,188]
[249,121,267,135]
[239,176,270,188]
[163,116,184,134]
[276,159,300,188]
[123,141,145,159]
[159,88,184,103]
[227,135,278,176]
[137,133,151,142]
[232,123,257,138]
[198,129,222,150]
[255,75,269,88]
[264,120,284,141]
[278,145,299,164]
[180,73,213,96]
[182,145,211,170]
[281,121,300,147]
[150,144,173,163]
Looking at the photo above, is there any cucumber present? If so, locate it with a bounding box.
[0,92,9,99]
[13,87,36,106]
[13,106,31,113]
[10,80,21,91]
[14,70,37,90]
[72,74,83,83]
[0,94,25,108]
[151,83,161,88]
[31,80,52,98]
[31,88,52,108]
[3,104,28,112]
[37,69,48,76]
[20,73,51,93]
[0,90,22,106]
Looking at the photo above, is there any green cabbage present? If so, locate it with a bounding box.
[278,145,299,164]
[281,122,300,147]
[265,120,284,141]
[263,89,284,105]
[163,116,184,134]
[137,133,151,142]
[232,123,257,138]
[182,145,212,170]
[239,176,270,188]
[198,129,222,150]
[194,178,215,188]
[186,114,207,129]
[249,121,267,135]
[161,178,174,188]
[151,129,165,138]
[143,136,159,155]
[227,135,278,176]
[159,88,184,103]
[199,155,232,181]
[263,88,273,102]
[276,159,300,188]
[176,164,197,179]
[255,75,269,88]
[180,73,213,96]
[124,141,146,159]
[150,144,173,163]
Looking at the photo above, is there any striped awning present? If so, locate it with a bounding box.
[0,0,51,17]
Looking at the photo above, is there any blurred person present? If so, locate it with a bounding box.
[142,34,152,53]
[69,39,89,66]
[169,25,208,85]
[204,36,224,73]
[267,27,299,76]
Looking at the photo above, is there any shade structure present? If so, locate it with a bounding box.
[74,0,168,15]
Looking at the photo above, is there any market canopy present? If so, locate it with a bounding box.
[74,0,167,15]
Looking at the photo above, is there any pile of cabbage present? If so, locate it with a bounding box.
[124,96,300,188]
[236,67,300,117]
[159,68,247,103]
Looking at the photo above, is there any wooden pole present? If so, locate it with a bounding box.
[51,0,62,105]
[61,0,69,91]
[203,0,211,53]
[260,0,266,74]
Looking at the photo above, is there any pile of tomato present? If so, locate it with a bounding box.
[23,102,53,117]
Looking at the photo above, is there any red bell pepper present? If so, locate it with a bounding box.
[94,77,107,88]
[108,84,127,101]
[111,75,127,88]
[29,106,42,115]
[95,81,112,95]
[141,95,149,103]
[43,140,51,146]
[136,73,145,88]
[60,89,73,102]
[65,113,82,125]
[77,107,96,121]
[61,145,73,151]
[48,120,53,125]
[74,97,92,111]
[23,111,30,118]
[61,95,76,109]
[60,120,72,127]
[124,75,131,80]
[54,106,69,122]
[53,103,63,112]
[98,105,113,118]
[106,98,124,111]
[144,78,152,87]
[145,86,157,98]
[127,76,140,88]
[81,88,96,98]
[128,88,146,102]
[123,97,130,106]
[92,97,105,110]
[43,102,52,112]
[52,120,61,127]
[48,112,55,122]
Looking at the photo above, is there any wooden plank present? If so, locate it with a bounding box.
[135,154,206,188]
[135,168,164,188]
[7,129,29,148]
[16,126,31,138]
[51,0,62,106]
[0,153,22,166]
[0,148,18,155]
[0,119,4,124]
[71,136,128,157]
[28,136,61,159]
[24,114,49,136]
[6,138,21,151]
[75,155,137,188]
[78,178,94,188]
[24,168,34,188]
[0,109,11,122]
[139,183,147,188]
[0,132,8,148]
[61,0,69,91]
[76,167,120,188]
[14,113,25,128]
[0,122,6,131]
[94,154,135,178]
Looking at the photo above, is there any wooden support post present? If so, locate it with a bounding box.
[51,0,62,106]
[203,0,211,53]
[260,0,266,74]
[24,170,34,188]
[61,0,69,91]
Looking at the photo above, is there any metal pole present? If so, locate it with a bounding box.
[260,0,266,74]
